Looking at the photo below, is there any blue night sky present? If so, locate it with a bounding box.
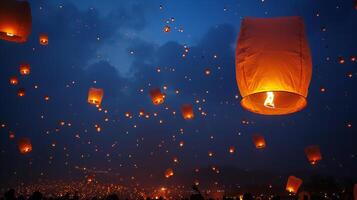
[0,0,356,189]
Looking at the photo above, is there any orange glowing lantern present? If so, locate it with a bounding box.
[181,104,194,120]
[19,63,30,75]
[9,132,15,139]
[39,34,48,45]
[163,25,171,32]
[9,76,18,85]
[0,0,32,43]
[87,87,104,106]
[18,138,32,154]
[164,168,174,178]
[252,134,266,149]
[286,176,303,194]
[304,145,322,165]
[229,146,235,154]
[236,17,312,115]
[150,88,165,105]
[17,88,25,97]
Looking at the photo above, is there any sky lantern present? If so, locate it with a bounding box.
[150,88,165,105]
[236,17,312,115]
[9,76,18,85]
[18,138,32,154]
[39,34,48,45]
[9,132,15,139]
[0,0,32,43]
[87,87,104,106]
[19,63,30,75]
[286,176,303,194]
[163,25,171,32]
[181,104,194,120]
[304,145,322,165]
[164,168,174,178]
[252,134,266,149]
[17,88,25,97]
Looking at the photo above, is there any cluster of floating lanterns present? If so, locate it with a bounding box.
[1,0,356,196]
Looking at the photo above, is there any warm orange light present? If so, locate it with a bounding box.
[17,88,25,97]
[19,64,30,75]
[236,17,312,115]
[39,34,48,45]
[181,104,194,120]
[0,1,32,43]
[87,87,104,106]
[164,168,174,178]
[9,76,18,85]
[286,176,302,194]
[163,26,171,33]
[252,134,266,149]
[150,88,165,105]
[229,146,235,154]
[18,138,32,154]
[304,145,322,165]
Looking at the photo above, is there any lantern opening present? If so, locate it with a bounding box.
[241,91,307,115]
[6,32,14,36]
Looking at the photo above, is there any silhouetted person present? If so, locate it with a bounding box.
[243,193,253,200]
[4,189,16,200]
[190,185,204,200]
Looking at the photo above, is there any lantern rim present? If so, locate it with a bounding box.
[241,91,307,115]
[0,32,27,43]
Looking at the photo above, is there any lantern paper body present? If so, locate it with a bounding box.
[286,176,303,194]
[39,34,48,45]
[181,104,194,120]
[10,76,18,85]
[165,168,174,178]
[304,145,322,165]
[19,64,30,75]
[87,88,104,106]
[17,88,25,97]
[18,138,32,154]
[236,17,312,115]
[252,134,266,149]
[150,88,165,105]
[0,0,32,43]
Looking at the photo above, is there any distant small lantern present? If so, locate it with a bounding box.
[150,88,165,105]
[236,17,312,115]
[18,138,32,154]
[39,34,48,45]
[9,76,18,85]
[165,168,174,178]
[9,132,15,139]
[163,25,171,33]
[286,176,303,194]
[19,63,30,75]
[229,146,235,154]
[252,134,266,149]
[17,88,25,97]
[87,87,104,106]
[181,104,194,120]
[0,0,32,43]
[304,145,322,165]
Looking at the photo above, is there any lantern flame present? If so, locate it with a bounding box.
[264,91,275,108]
[6,32,14,36]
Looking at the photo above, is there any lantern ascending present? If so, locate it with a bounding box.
[235,17,312,115]
[17,88,25,97]
[87,88,104,106]
[0,0,32,43]
[164,168,174,178]
[181,104,194,120]
[9,76,18,85]
[304,145,322,165]
[252,134,266,149]
[286,176,303,194]
[150,88,165,105]
[18,138,32,154]
[19,63,30,75]
[39,34,48,45]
